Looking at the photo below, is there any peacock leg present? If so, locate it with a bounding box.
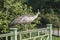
[25,24,28,31]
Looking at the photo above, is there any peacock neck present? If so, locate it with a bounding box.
[33,12,40,19]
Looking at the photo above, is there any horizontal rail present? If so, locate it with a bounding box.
[18,28,47,34]
[22,34,48,40]
[0,33,13,37]
[0,28,47,37]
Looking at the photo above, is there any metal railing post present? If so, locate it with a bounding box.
[10,28,17,40]
[47,24,52,40]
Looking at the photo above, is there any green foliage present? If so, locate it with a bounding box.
[0,0,40,33]
[0,0,60,33]
[40,8,60,27]
[53,36,60,40]
[0,11,9,33]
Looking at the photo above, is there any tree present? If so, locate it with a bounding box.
[0,0,40,33]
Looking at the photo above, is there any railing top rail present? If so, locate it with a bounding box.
[0,28,48,37]
[0,33,13,37]
[18,28,47,34]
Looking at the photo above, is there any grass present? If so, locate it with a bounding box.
[53,36,60,40]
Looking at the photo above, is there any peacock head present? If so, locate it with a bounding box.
[36,9,40,15]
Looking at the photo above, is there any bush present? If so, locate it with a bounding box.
[0,0,40,33]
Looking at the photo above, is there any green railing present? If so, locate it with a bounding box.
[0,24,52,40]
